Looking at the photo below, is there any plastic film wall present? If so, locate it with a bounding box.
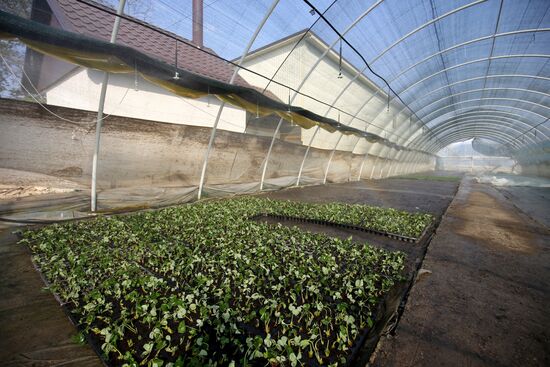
[0,0,548,214]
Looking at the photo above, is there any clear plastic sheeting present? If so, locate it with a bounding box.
[0,0,548,217]
[436,139,516,173]
[474,173,550,188]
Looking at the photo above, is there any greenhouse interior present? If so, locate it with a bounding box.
[0,0,549,366]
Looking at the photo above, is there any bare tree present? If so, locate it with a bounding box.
[0,0,31,98]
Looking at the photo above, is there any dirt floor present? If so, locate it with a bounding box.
[0,228,101,366]
[372,178,550,367]
[1,173,548,366]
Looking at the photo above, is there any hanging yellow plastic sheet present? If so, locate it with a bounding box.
[0,10,428,155]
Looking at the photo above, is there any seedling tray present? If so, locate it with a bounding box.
[251,213,433,243]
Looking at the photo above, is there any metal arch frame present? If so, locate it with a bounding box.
[368,0,488,65]
[367,0,495,174]
[397,101,550,169]
[378,70,550,169]
[415,128,527,155]
[419,97,550,122]
[299,0,489,184]
[400,104,550,165]
[425,131,522,154]
[295,63,372,186]
[196,0,280,200]
[383,74,550,148]
[423,118,545,144]
[327,27,550,178]
[260,0,387,190]
[420,108,548,132]
[414,114,549,141]
[503,117,550,149]
[479,0,505,112]
[325,1,496,181]
[405,105,550,143]
[386,29,550,91]
[413,121,537,149]
[415,87,550,116]
[425,130,523,153]
[411,74,550,107]
[390,55,550,160]
[399,54,550,97]
[402,118,531,172]
[423,126,525,151]
[348,28,550,158]
[322,98,371,184]
[269,2,547,186]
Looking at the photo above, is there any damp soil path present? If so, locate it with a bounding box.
[0,228,102,366]
[372,178,550,367]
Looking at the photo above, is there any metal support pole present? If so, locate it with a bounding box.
[91,0,126,212]
[197,0,280,200]
[356,149,369,181]
[260,2,386,190]
[260,118,283,190]
[369,155,379,179]
[296,126,320,186]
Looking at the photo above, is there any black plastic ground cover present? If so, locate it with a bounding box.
[251,213,433,243]
[29,254,109,367]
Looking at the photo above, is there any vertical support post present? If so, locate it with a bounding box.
[369,155,379,179]
[296,126,320,186]
[91,0,126,212]
[197,0,280,200]
[357,149,369,181]
[260,118,283,190]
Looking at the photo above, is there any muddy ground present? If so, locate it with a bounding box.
[373,178,550,367]
[2,174,548,367]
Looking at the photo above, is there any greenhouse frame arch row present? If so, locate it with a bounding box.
[406,105,550,147]
[75,0,550,210]
[196,0,491,192]
[416,117,546,143]
[292,0,491,182]
[296,0,495,179]
[423,129,527,153]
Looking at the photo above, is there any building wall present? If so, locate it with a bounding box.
[45,68,247,133]
[237,38,411,156]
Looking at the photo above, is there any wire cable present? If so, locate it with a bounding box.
[301,0,445,147]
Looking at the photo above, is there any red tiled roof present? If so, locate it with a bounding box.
[45,0,250,87]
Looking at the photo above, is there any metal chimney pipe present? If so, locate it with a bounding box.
[192,0,203,48]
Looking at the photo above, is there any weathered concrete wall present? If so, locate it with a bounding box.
[0,99,370,194]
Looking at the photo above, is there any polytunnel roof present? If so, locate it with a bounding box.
[3,0,549,157]
[308,0,550,154]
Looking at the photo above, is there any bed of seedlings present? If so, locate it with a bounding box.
[20,198,431,367]
[260,200,433,239]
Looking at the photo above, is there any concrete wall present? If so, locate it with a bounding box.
[238,37,410,155]
[0,99,374,195]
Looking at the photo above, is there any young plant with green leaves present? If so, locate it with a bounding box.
[21,197,410,366]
